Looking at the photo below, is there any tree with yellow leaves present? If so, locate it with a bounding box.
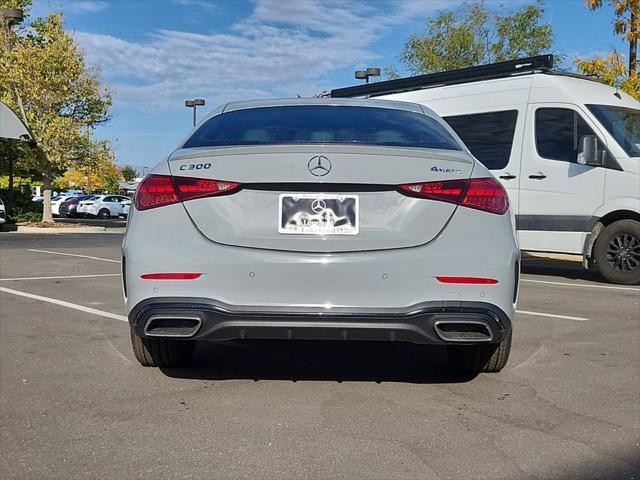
[0,1,112,222]
[578,1,639,99]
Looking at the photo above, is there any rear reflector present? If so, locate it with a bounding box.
[140,273,202,280]
[398,177,508,215]
[135,174,240,211]
[436,276,499,284]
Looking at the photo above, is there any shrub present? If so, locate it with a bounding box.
[0,188,43,223]
[14,211,43,223]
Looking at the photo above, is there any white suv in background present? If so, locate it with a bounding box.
[82,195,131,218]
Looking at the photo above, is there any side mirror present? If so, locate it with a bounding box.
[577,135,601,166]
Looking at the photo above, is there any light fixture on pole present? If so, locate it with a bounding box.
[185,99,205,127]
[355,67,380,84]
[0,7,24,27]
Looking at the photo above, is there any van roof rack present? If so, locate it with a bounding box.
[330,54,554,98]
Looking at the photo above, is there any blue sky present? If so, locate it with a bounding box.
[29,0,626,172]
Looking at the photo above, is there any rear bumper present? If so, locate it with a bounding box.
[129,298,512,345]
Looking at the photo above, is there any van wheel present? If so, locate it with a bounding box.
[130,330,196,367]
[447,329,512,374]
[594,220,640,285]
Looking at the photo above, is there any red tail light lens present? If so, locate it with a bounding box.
[461,178,509,215]
[172,176,240,202]
[135,175,178,211]
[135,174,240,211]
[398,179,467,205]
[398,177,508,215]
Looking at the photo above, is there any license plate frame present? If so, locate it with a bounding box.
[278,193,359,235]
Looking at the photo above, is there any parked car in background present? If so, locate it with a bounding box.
[76,196,100,217]
[51,195,76,216]
[59,195,94,218]
[119,198,131,218]
[0,198,6,225]
[82,195,131,218]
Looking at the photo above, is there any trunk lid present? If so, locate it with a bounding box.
[168,145,473,252]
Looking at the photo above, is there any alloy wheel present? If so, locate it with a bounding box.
[606,233,640,272]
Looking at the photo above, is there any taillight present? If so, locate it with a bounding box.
[135,174,240,211]
[398,177,508,215]
[461,178,509,215]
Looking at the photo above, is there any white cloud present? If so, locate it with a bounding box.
[74,0,459,112]
[65,1,109,14]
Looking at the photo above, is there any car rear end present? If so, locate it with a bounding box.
[60,196,86,217]
[76,196,98,216]
[0,198,5,225]
[123,99,519,373]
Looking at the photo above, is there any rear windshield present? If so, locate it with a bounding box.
[183,106,462,151]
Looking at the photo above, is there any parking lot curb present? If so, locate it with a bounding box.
[11,226,126,234]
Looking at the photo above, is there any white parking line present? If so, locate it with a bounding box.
[522,278,640,292]
[0,286,127,322]
[28,249,120,263]
[0,274,121,282]
[516,309,589,321]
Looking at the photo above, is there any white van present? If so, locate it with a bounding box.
[331,55,640,284]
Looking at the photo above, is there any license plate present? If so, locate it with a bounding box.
[279,194,359,235]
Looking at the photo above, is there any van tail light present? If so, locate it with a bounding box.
[135,174,240,211]
[398,177,508,215]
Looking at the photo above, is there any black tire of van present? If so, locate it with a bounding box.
[447,329,512,374]
[130,330,196,367]
[594,220,640,285]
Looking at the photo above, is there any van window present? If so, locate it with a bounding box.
[586,105,640,157]
[443,110,518,170]
[535,108,597,163]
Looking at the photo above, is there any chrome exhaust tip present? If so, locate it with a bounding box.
[144,315,202,338]
[433,320,493,342]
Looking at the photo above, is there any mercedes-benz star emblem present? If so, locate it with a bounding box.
[308,156,331,177]
[311,199,326,213]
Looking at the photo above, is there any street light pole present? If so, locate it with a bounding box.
[1,7,24,218]
[185,99,205,127]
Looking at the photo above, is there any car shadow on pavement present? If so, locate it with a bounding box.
[161,340,477,384]
[521,258,609,283]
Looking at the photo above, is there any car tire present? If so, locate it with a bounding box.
[98,208,111,219]
[447,329,512,374]
[593,220,640,285]
[130,330,196,368]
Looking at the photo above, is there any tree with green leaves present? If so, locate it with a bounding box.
[399,1,553,75]
[121,165,138,182]
[0,0,112,222]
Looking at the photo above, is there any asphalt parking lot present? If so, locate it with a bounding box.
[0,232,638,480]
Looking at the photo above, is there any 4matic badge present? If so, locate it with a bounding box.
[431,166,463,175]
